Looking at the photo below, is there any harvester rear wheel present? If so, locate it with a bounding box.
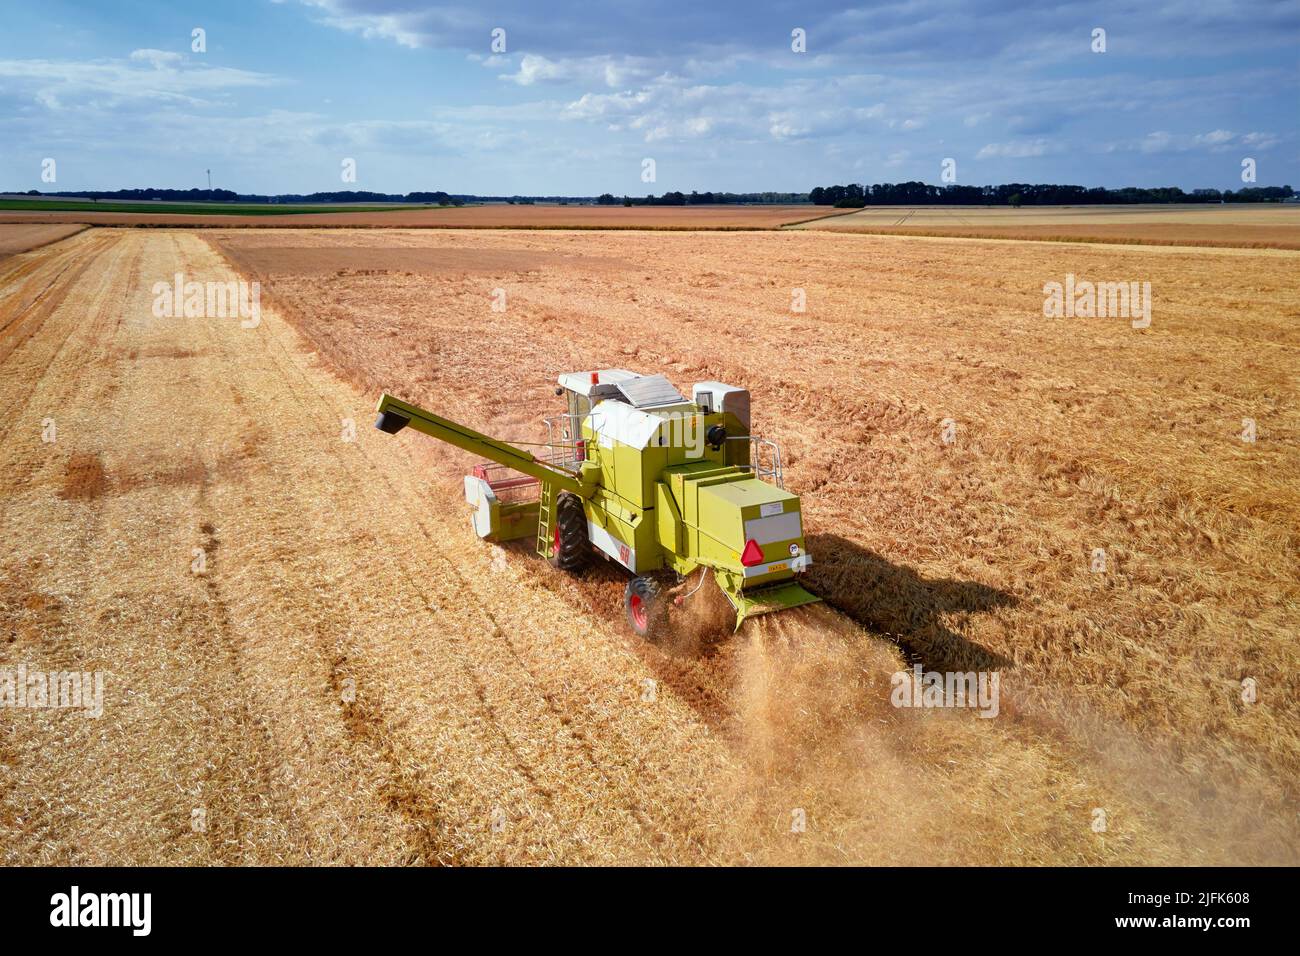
[550,491,589,573]
[624,576,668,641]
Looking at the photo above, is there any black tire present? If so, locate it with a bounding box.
[550,491,589,573]
[624,575,668,641]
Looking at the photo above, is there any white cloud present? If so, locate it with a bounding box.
[1138,131,1175,154]
[1195,129,1234,146]
[507,54,566,86]
[1240,131,1280,149]
[768,118,809,141]
[0,54,280,110]
[293,0,1300,62]
[1105,129,1280,155]
[501,53,656,88]
[129,49,184,69]
[554,73,912,146]
[976,138,1055,159]
[313,10,427,48]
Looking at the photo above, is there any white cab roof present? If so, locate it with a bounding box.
[613,373,685,409]
[557,369,686,409]
[557,369,639,398]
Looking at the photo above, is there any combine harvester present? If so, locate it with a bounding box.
[375,369,818,638]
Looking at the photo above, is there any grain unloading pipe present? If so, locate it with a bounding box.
[375,393,589,497]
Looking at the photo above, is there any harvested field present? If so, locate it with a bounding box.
[212,227,1300,846]
[220,243,631,277]
[0,223,90,260]
[0,204,843,231]
[795,203,1300,249]
[1,226,1296,865]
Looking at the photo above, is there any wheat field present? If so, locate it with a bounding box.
[1,224,1296,864]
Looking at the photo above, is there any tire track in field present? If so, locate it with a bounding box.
[0,233,135,498]
[0,232,125,446]
[158,234,432,864]
[0,231,115,359]
[0,231,293,863]
[158,236,292,864]
[184,237,575,862]
[0,234,141,861]
[2,232,371,863]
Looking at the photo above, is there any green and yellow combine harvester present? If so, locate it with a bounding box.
[375,369,818,637]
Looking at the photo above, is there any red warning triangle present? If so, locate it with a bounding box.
[740,539,764,567]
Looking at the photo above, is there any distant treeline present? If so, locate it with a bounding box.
[16,187,803,206]
[15,183,1296,208]
[811,182,1296,207]
[597,191,808,206]
[17,188,460,205]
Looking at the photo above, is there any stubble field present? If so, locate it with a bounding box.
[796,203,1300,249]
[0,204,842,230]
[1,223,1296,865]
[0,223,90,260]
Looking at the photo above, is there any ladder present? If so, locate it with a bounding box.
[536,481,555,559]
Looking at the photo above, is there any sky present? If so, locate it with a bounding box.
[0,0,1297,196]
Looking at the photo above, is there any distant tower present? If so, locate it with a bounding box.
[206,169,212,190]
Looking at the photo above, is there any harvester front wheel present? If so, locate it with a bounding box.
[624,576,668,641]
[550,491,589,573]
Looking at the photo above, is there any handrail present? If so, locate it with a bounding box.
[543,413,587,472]
[724,433,783,487]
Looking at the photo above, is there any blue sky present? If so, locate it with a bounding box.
[1,0,1296,195]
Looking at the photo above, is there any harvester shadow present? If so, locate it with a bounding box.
[803,532,1016,673]
[510,533,1015,734]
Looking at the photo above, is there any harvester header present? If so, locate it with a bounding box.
[375,368,818,636]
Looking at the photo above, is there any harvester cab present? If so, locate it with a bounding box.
[374,369,818,637]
